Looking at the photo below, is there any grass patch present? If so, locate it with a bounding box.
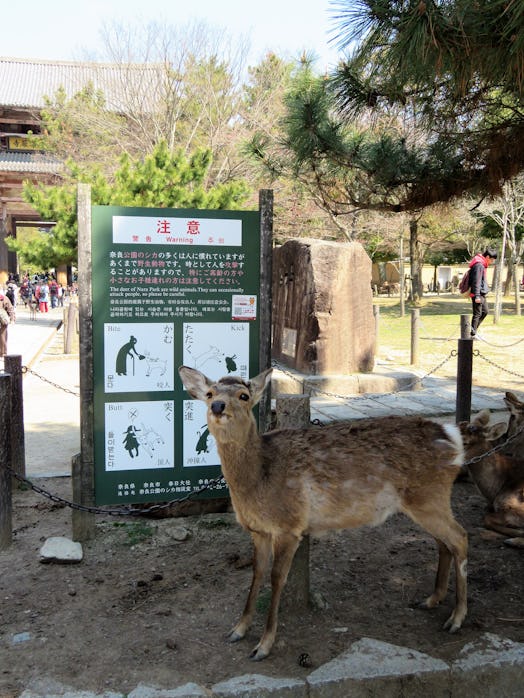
[112,521,155,546]
[372,293,524,384]
[197,517,233,530]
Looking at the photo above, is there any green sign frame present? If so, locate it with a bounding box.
[90,205,261,505]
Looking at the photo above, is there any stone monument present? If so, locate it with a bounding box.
[272,238,375,375]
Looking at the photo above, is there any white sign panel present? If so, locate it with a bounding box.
[182,399,220,468]
[105,400,175,472]
[182,322,250,380]
[104,322,175,393]
[112,215,242,246]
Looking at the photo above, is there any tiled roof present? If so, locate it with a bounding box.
[0,151,62,174]
[0,57,163,111]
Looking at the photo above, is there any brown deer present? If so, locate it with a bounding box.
[460,391,524,539]
[178,366,468,660]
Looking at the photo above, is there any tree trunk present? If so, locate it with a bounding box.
[409,219,423,302]
[513,263,522,316]
[399,236,405,317]
[493,222,508,324]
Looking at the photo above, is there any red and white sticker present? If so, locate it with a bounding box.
[232,295,257,321]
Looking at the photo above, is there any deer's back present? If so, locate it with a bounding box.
[263,415,461,472]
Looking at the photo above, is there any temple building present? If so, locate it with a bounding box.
[0,57,160,283]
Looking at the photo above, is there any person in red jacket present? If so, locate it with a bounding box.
[468,247,498,337]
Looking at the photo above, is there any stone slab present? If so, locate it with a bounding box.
[211,674,306,697]
[307,637,450,698]
[39,536,83,563]
[128,683,210,697]
[450,632,524,697]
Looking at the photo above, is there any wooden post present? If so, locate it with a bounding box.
[64,301,78,354]
[73,183,96,541]
[276,394,310,609]
[4,354,25,485]
[258,189,273,433]
[456,314,473,423]
[72,452,94,541]
[0,373,12,549]
[410,308,420,366]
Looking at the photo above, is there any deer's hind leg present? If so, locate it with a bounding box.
[228,530,272,643]
[408,503,468,632]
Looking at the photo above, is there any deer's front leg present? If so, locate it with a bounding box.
[250,532,301,661]
[228,531,272,643]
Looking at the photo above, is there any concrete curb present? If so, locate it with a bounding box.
[24,319,62,369]
[18,633,524,698]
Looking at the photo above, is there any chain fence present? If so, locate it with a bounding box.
[4,323,524,519]
[22,365,80,397]
[5,463,226,517]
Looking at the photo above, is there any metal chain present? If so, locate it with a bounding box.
[419,350,456,379]
[5,464,226,517]
[475,351,524,381]
[474,334,524,349]
[23,365,80,397]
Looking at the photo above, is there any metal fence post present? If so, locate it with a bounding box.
[0,373,12,549]
[456,315,473,423]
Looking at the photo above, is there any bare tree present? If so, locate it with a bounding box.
[478,178,524,319]
[41,19,253,188]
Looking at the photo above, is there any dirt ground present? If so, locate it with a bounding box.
[1,474,523,697]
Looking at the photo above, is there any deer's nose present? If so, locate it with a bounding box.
[211,401,226,415]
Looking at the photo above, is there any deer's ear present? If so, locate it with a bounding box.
[471,409,491,427]
[486,421,508,442]
[504,391,524,416]
[249,368,272,406]
[178,366,213,401]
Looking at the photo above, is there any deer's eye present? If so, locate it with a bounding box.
[206,391,213,400]
[239,393,250,401]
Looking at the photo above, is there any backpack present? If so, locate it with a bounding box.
[458,269,470,294]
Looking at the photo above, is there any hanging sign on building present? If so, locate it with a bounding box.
[91,206,261,505]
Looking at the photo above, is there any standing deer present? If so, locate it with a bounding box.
[178,366,468,660]
[460,391,524,539]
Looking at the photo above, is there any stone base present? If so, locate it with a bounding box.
[271,366,421,399]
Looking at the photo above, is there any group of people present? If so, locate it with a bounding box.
[17,275,66,312]
[0,273,76,356]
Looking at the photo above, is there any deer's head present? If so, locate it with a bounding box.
[178,366,272,441]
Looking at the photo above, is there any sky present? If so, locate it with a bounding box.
[1,0,346,70]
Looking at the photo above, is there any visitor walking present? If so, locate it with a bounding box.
[37,280,50,313]
[467,248,498,337]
